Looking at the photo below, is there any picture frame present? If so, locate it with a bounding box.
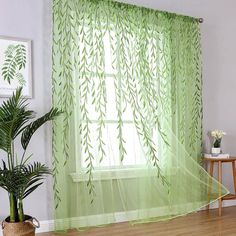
[0,36,32,98]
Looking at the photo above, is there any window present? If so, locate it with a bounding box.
[78,32,147,171]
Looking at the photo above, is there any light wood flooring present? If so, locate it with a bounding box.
[38,206,236,236]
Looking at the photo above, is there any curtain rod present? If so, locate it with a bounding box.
[198,18,204,23]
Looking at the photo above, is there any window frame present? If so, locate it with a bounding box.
[74,71,147,173]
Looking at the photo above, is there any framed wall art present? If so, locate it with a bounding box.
[0,36,32,97]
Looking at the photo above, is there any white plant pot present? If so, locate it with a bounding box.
[211,147,221,155]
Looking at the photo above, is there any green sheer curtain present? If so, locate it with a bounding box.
[52,0,229,231]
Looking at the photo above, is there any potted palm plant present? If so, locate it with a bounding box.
[0,87,61,236]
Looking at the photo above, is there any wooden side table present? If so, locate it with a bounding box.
[204,156,236,216]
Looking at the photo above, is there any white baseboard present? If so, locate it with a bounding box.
[0,201,235,235]
[37,220,55,233]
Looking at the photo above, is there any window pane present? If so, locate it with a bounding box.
[122,124,146,166]
[81,123,120,168]
[106,77,117,120]
[82,76,117,121]
[103,32,114,75]
[80,122,146,168]
[121,100,133,121]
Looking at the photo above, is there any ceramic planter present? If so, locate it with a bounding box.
[211,147,221,155]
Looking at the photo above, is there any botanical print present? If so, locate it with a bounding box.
[2,44,26,85]
[0,37,32,97]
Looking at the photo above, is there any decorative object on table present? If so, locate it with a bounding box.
[204,153,230,159]
[0,87,61,236]
[211,129,226,154]
[0,36,32,98]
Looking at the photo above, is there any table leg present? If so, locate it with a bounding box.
[232,161,236,194]
[218,161,222,216]
[207,161,214,211]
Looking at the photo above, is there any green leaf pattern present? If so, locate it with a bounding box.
[52,0,202,199]
[1,44,26,85]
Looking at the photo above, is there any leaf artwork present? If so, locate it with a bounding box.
[1,44,27,85]
[15,73,26,86]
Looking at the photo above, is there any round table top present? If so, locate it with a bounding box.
[204,156,236,162]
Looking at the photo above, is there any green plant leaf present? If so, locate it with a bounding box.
[0,87,34,152]
[21,108,62,150]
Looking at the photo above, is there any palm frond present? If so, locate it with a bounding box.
[21,108,62,150]
[20,162,51,199]
[0,87,34,152]
[0,161,22,193]
[22,162,52,177]
[0,129,8,152]
[23,182,43,199]
[0,162,51,200]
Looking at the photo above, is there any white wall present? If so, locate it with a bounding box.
[0,0,236,222]
[0,0,53,221]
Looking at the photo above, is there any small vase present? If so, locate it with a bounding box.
[211,147,221,155]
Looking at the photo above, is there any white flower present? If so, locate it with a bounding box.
[211,129,226,139]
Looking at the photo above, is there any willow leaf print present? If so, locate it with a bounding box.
[52,1,207,219]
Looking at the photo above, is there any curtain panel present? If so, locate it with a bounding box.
[52,0,228,231]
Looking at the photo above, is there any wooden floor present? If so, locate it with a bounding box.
[38,206,236,236]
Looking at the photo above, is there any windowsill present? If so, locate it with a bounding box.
[70,166,179,182]
[70,166,154,182]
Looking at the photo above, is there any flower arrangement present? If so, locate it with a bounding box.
[211,130,226,148]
